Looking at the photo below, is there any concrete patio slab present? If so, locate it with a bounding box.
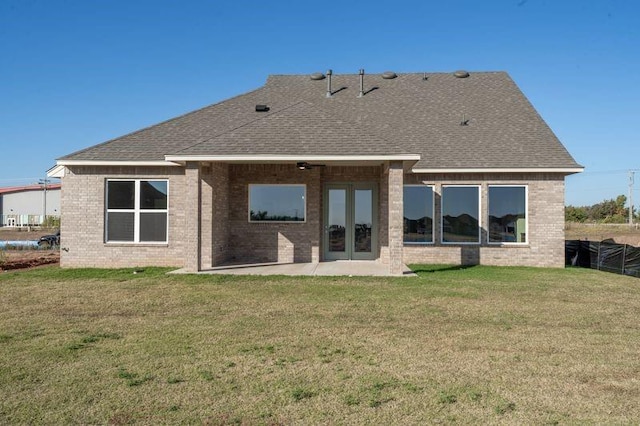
[170,261,416,277]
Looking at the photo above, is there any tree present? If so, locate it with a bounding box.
[565,206,587,223]
[590,195,627,223]
[566,194,630,223]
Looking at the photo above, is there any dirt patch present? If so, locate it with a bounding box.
[0,250,60,271]
[0,228,60,271]
[566,223,640,247]
[0,228,56,241]
[607,235,640,246]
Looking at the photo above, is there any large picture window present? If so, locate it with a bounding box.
[441,185,480,244]
[249,184,306,222]
[106,180,168,243]
[488,186,527,243]
[403,185,434,244]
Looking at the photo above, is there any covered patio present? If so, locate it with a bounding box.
[180,160,411,275]
[171,260,416,277]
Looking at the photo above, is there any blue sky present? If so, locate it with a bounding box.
[1,0,638,207]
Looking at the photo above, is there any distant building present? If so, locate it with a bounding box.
[0,183,61,227]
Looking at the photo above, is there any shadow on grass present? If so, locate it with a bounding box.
[409,264,478,274]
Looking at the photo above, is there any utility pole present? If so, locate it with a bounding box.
[630,171,636,226]
[38,178,50,227]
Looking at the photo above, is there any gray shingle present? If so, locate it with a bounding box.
[176,101,401,156]
[60,71,581,169]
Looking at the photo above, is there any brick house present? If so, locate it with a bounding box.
[48,70,582,274]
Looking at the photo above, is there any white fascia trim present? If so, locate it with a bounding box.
[411,167,585,174]
[164,154,421,162]
[47,164,65,178]
[56,160,182,167]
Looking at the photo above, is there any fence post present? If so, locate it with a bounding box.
[622,244,627,275]
[597,242,601,271]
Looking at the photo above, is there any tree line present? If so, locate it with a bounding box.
[566,194,638,223]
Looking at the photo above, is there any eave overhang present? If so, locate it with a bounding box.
[47,158,584,177]
[56,160,182,167]
[47,164,65,178]
[411,167,584,175]
[164,154,422,165]
[47,160,182,178]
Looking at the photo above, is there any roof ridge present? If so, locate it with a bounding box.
[58,85,267,161]
[501,73,583,167]
[266,70,508,77]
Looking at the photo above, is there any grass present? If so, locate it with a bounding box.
[1,265,639,424]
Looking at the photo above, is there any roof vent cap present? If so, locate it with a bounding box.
[255,104,270,112]
[381,71,397,79]
[310,72,325,80]
[453,70,470,78]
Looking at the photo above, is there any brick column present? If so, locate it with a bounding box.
[184,162,201,272]
[210,163,230,266]
[200,164,213,269]
[388,161,404,275]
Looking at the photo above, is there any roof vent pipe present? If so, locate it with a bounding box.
[326,69,333,98]
[358,69,365,98]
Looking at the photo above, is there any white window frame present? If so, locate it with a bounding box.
[105,179,169,244]
[403,184,435,245]
[487,184,528,245]
[441,184,481,245]
[248,184,307,223]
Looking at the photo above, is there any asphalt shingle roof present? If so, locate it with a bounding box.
[60,71,581,170]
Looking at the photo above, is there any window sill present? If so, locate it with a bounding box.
[104,242,169,247]
[249,221,307,224]
[441,242,482,245]
[403,242,531,248]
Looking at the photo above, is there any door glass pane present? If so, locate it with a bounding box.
[328,189,346,252]
[354,189,372,253]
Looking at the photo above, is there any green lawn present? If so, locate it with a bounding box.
[1,266,639,424]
